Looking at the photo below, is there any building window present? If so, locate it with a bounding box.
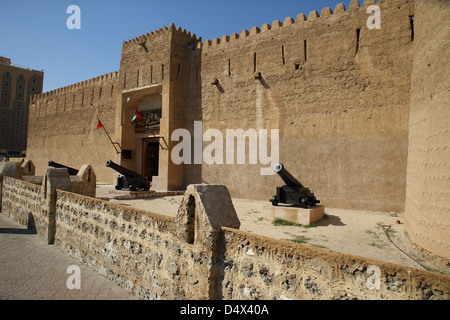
[1,129,5,135]
[16,111,20,117]
[2,100,7,107]
[16,120,19,126]
[4,81,9,88]
[1,109,6,115]
[17,102,21,108]
[32,77,36,83]
[1,119,5,125]
[18,75,24,81]
[4,72,9,78]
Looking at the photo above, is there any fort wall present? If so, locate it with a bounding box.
[1,176,449,299]
[27,71,120,182]
[195,0,414,212]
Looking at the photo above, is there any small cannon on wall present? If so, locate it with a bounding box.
[48,160,79,176]
[269,163,320,208]
[106,160,150,191]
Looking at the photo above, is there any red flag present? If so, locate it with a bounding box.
[97,119,104,130]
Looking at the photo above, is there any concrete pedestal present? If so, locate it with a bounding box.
[263,205,325,225]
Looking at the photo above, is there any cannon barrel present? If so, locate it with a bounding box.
[106,160,150,191]
[105,160,147,180]
[48,160,79,175]
[273,163,304,188]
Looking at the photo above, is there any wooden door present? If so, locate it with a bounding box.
[143,138,159,181]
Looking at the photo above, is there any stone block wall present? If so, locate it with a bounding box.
[220,227,449,300]
[1,176,449,300]
[54,190,212,299]
[0,177,43,234]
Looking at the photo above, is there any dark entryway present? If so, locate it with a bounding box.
[142,138,159,181]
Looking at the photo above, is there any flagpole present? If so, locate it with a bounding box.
[97,116,121,154]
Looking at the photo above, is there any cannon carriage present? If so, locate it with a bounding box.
[269,163,320,208]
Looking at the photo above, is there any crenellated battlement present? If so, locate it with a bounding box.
[32,0,387,102]
[198,0,383,49]
[123,22,201,47]
[31,71,119,102]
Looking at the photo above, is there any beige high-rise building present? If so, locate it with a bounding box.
[0,56,43,158]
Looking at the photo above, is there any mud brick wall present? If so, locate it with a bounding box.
[403,0,450,259]
[27,72,121,182]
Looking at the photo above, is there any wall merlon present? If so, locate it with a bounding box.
[363,0,377,8]
[321,7,333,17]
[261,23,271,32]
[296,13,307,23]
[334,3,347,14]
[349,0,361,9]
[229,33,238,41]
[283,17,295,26]
[212,37,220,46]
[272,20,282,29]
[249,26,260,36]
[308,10,320,21]
[239,29,249,39]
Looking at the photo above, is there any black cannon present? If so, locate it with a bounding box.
[106,160,150,191]
[269,163,320,208]
[48,160,79,175]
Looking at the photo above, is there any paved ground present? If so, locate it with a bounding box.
[0,214,139,300]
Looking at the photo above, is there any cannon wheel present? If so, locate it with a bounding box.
[270,196,279,206]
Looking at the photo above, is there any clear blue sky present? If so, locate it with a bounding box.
[0,0,354,93]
